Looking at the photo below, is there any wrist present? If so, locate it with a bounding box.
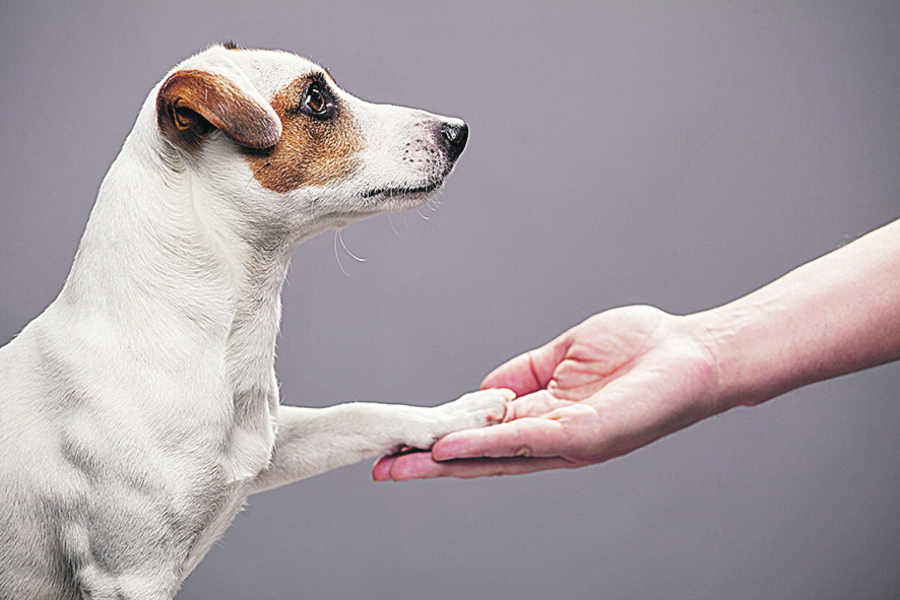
[693,302,792,409]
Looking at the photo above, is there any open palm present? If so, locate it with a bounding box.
[373,305,723,480]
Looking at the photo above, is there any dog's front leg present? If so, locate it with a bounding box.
[250,389,512,493]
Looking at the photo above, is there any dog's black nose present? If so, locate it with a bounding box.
[439,121,468,161]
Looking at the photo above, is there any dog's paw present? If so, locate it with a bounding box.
[438,388,515,430]
[398,389,515,451]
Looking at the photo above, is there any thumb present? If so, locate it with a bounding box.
[481,335,568,396]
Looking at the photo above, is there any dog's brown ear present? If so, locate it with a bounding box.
[157,69,281,152]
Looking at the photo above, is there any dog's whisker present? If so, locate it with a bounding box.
[388,213,400,236]
[333,230,351,276]
[333,228,366,276]
[338,229,366,263]
[244,162,271,194]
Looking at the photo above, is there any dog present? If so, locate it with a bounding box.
[0,44,512,600]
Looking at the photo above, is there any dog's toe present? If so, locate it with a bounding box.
[445,388,514,428]
[483,388,515,424]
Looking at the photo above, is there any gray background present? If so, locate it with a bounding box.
[2,2,898,599]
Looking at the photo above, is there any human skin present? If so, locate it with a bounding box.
[373,218,900,480]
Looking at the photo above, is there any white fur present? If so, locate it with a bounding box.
[0,46,510,600]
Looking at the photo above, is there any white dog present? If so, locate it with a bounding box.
[0,44,512,600]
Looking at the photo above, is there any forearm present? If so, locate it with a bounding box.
[699,218,900,408]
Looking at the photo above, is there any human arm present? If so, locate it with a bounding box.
[373,218,900,480]
[708,218,900,406]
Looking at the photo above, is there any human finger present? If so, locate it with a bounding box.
[372,453,400,481]
[376,451,580,481]
[502,390,576,421]
[430,414,578,461]
[480,337,568,396]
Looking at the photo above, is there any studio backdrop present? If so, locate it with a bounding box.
[1,3,898,599]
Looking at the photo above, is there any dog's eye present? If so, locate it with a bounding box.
[301,84,332,118]
[305,88,325,113]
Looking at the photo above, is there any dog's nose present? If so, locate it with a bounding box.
[439,121,468,161]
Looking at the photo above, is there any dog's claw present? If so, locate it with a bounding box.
[486,388,515,424]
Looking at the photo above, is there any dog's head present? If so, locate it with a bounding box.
[152,44,468,244]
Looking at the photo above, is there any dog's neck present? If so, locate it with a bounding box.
[57,123,293,471]
[65,148,290,343]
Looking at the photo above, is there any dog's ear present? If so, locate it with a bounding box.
[156,69,282,152]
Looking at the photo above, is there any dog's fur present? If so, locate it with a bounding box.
[0,45,511,600]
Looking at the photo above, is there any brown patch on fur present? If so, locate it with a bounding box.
[243,77,364,193]
[157,69,281,152]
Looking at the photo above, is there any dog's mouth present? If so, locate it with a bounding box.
[360,178,443,200]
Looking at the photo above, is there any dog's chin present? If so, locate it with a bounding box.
[359,178,444,210]
[360,178,443,200]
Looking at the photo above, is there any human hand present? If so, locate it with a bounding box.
[373,305,727,480]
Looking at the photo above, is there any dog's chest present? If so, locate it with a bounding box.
[219,323,281,483]
[220,384,278,483]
